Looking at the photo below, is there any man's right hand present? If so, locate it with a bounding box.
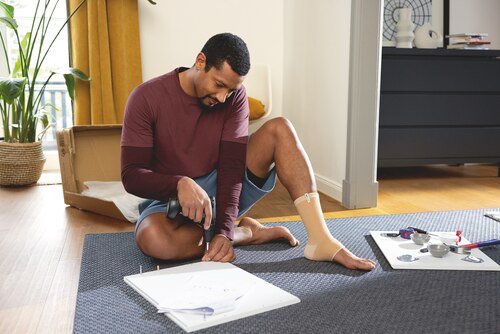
[176,177,212,229]
[202,234,235,262]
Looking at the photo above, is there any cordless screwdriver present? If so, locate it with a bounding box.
[165,196,216,253]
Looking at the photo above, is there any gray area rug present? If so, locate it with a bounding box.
[74,209,500,334]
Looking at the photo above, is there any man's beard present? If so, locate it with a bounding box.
[199,95,220,110]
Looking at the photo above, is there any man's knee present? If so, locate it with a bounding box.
[262,116,296,138]
[136,218,177,259]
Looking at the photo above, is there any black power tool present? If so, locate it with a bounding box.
[165,197,216,252]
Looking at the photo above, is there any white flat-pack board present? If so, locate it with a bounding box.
[371,231,500,271]
[124,261,300,332]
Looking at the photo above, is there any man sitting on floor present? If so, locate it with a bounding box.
[121,32,375,271]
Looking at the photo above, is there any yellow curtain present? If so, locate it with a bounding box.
[68,0,143,125]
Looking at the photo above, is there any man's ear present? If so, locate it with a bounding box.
[196,52,206,71]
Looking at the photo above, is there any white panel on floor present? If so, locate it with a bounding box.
[124,261,300,332]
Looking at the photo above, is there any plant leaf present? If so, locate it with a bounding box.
[19,32,30,53]
[41,102,60,112]
[147,0,157,4]
[63,74,75,100]
[0,16,17,29]
[34,108,54,141]
[35,108,52,126]
[0,1,15,19]
[0,77,26,103]
[11,32,30,77]
[70,67,91,81]
[52,67,91,81]
[51,68,91,100]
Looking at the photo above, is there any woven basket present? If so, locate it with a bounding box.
[0,141,46,186]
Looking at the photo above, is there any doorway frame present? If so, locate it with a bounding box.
[342,0,383,209]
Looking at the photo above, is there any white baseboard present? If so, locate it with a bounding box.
[342,178,379,209]
[315,173,343,202]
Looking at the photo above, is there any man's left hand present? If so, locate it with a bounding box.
[202,234,235,262]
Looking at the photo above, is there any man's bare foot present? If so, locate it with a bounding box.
[332,248,376,271]
[234,217,299,247]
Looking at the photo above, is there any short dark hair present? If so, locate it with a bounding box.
[201,33,250,76]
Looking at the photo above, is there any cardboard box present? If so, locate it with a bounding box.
[56,125,127,221]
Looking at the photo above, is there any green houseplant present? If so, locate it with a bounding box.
[0,0,91,185]
[0,0,91,144]
[0,0,156,185]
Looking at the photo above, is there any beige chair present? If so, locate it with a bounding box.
[244,64,272,123]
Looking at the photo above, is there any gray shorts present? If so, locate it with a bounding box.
[135,168,276,232]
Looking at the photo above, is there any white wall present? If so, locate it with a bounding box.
[283,0,352,200]
[449,0,500,49]
[138,0,284,132]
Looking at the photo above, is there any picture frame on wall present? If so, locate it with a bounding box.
[382,0,445,47]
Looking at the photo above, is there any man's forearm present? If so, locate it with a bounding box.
[216,140,247,240]
[121,146,182,201]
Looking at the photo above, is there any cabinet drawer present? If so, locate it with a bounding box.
[380,94,500,126]
[378,128,500,160]
[381,58,500,92]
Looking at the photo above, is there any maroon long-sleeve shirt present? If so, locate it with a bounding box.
[121,68,249,240]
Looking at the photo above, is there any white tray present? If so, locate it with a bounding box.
[370,231,500,271]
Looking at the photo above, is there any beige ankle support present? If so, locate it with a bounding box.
[294,192,344,261]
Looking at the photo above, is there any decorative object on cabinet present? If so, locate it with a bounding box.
[395,7,415,48]
[383,0,444,48]
[414,23,443,48]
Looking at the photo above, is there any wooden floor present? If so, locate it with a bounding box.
[1,164,499,333]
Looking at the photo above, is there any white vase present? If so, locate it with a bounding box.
[414,23,443,49]
[395,8,415,48]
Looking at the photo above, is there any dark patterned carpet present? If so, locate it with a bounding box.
[74,209,500,333]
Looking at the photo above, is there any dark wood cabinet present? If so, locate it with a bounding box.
[378,47,500,168]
